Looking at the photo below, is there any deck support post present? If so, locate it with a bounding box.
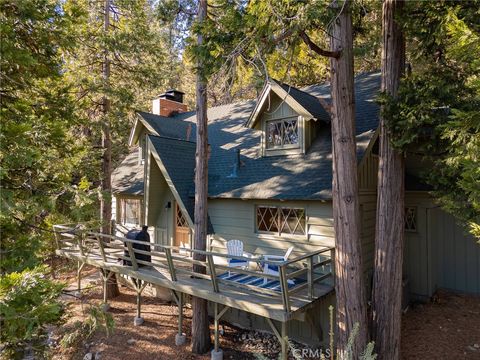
[75,261,85,298]
[171,291,186,345]
[133,278,146,326]
[211,302,229,360]
[266,318,289,360]
[101,269,115,312]
[281,321,287,360]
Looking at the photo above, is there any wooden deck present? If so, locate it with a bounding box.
[54,224,336,359]
[54,225,334,323]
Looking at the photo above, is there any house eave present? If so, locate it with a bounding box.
[246,81,316,129]
[128,113,160,147]
[146,137,194,229]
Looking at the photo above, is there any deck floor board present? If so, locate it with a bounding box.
[57,248,334,322]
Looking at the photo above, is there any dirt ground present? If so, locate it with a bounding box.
[50,262,480,360]
[51,265,261,360]
[401,289,480,359]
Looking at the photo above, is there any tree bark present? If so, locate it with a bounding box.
[372,1,405,359]
[102,0,119,299]
[329,0,368,357]
[191,0,211,354]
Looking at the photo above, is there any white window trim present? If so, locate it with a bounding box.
[118,197,143,226]
[262,116,305,156]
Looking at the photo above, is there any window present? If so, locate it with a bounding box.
[405,207,417,232]
[139,138,146,164]
[266,118,299,149]
[176,204,189,228]
[256,206,306,236]
[119,198,142,225]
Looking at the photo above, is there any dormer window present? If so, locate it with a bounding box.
[266,117,299,149]
[246,79,330,157]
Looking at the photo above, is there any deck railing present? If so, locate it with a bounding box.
[53,224,335,314]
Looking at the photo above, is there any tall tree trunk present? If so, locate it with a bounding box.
[372,1,405,358]
[102,0,119,299]
[191,0,211,354]
[329,0,368,357]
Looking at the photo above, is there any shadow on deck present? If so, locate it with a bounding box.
[53,224,335,359]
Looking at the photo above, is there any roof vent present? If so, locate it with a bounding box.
[227,149,243,178]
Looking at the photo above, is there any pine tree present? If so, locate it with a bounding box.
[0,0,79,272]
[62,0,183,298]
[380,0,480,240]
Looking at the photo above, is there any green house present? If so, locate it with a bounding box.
[111,72,480,346]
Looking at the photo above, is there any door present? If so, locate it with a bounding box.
[404,205,430,300]
[174,203,190,248]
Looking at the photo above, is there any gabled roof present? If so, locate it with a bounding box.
[246,78,330,128]
[129,111,196,146]
[147,135,214,233]
[116,71,382,201]
[112,149,143,195]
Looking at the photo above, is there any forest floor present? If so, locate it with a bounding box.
[401,289,480,359]
[49,260,480,360]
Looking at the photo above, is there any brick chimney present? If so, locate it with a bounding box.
[152,90,187,117]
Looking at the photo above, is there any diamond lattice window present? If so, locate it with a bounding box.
[405,207,417,232]
[266,118,299,149]
[256,206,306,236]
[176,205,189,228]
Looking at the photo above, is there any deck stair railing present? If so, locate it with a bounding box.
[53,224,335,315]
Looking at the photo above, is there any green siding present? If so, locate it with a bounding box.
[257,93,311,156]
[359,192,377,292]
[208,198,335,257]
[405,194,480,299]
[429,207,480,295]
[208,196,377,345]
[260,93,298,122]
[145,153,175,245]
[358,146,378,191]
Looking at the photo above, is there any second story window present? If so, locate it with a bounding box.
[266,117,299,149]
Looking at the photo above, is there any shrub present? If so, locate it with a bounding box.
[0,266,65,354]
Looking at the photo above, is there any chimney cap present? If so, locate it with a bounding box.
[157,89,185,104]
[165,89,185,95]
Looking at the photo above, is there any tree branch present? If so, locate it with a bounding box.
[300,31,341,59]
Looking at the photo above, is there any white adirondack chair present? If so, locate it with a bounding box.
[179,242,190,256]
[262,246,295,285]
[226,239,250,275]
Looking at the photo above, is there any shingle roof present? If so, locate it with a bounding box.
[116,71,381,201]
[137,111,194,141]
[112,150,144,195]
[275,80,330,122]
